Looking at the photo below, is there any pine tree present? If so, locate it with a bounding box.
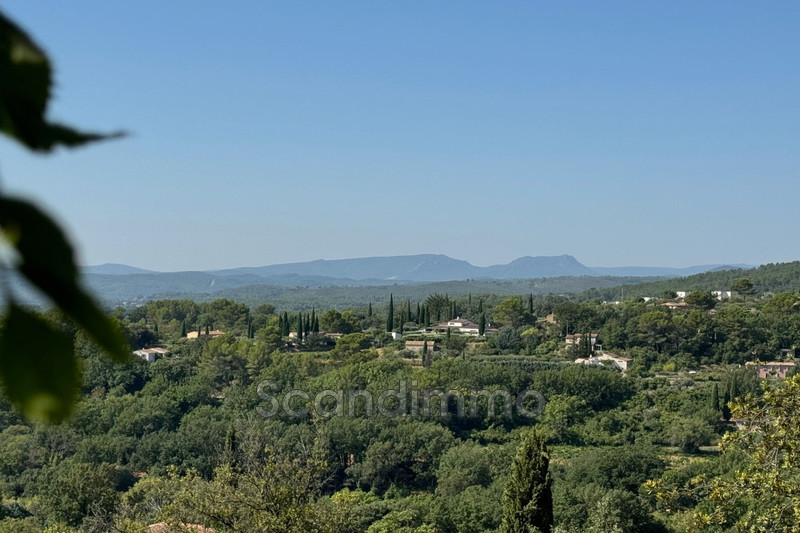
[386,294,394,332]
[479,313,486,336]
[501,431,554,533]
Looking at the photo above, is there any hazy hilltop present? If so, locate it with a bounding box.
[82,263,156,275]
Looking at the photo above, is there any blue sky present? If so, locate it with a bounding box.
[1,2,798,271]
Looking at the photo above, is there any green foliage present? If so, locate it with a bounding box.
[501,430,553,533]
[0,11,122,150]
[0,10,129,423]
[658,375,800,531]
[683,291,717,310]
[37,458,120,527]
[0,305,80,422]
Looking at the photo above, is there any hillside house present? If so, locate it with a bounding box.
[405,340,436,353]
[133,347,168,363]
[187,330,225,339]
[746,361,796,379]
[574,351,632,371]
[565,333,599,348]
[427,317,489,336]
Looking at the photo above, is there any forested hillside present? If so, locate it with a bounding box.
[579,261,800,302]
[2,285,800,531]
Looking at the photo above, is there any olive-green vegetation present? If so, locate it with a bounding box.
[0,287,798,531]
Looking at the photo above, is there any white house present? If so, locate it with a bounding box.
[712,290,735,300]
[574,351,632,371]
[428,317,485,336]
[133,347,168,363]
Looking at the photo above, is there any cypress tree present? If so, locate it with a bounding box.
[446,327,451,341]
[501,430,553,533]
[479,313,486,336]
[407,300,412,323]
[368,302,373,317]
[712,383,720,412]
[528,293,534,315]
[386,294,394,332]
[224,425,238,470]
[154,322,159,334]
[425,306,431,327]
[468,293,472,313]
[284,312,290,336]
[582,332,591,356]
[205,324,210,336]
[399,321,404,334]
[478,299,483,313]
[181,320,187,337]
[422,340,430,367]
[416,302,421,323]
[313,316,319,333]
[722,389,732,421]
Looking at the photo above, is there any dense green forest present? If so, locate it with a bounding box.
[2,280,800,531]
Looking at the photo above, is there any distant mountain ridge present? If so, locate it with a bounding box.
[85,254,750,283]
[67,254,766,307]
[206,254,748,282]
